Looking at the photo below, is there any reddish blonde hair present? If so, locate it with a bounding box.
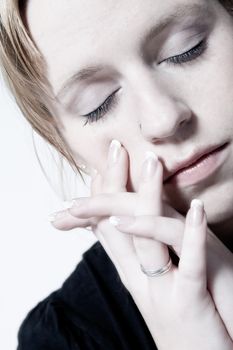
[0,0,85,195]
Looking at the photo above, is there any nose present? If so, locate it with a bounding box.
[137,82,192,143]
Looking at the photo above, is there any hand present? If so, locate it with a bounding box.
[50,142,233,349]
[50,146,233,339]
[54,146,233,339]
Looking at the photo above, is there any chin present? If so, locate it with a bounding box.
[163,176,233,225]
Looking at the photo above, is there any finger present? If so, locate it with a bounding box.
[133,152,170,275]
[90,168,102,196]
[49,209,99,231]
[90,168,105,233]
[98,141,145,286]
[68,183,186,221]
[109,215,184,255]
[102,139,128,192]
[178,199,207,294]
[89,170,124,270]
[137,153,163,211]
[68,192,138,218]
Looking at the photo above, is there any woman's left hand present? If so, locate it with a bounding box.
[64,193,233,339]
[49,143,233,339]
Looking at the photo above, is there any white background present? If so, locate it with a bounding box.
[0,76,97,350]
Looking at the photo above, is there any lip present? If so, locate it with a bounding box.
[164,142,229,187]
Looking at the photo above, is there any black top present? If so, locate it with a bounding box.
[17,241,177,350]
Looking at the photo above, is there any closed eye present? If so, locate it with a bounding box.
[81,39,208,125]
[160,38,207,65]
[81,88,120,126]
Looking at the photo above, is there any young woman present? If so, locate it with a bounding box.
[1,0,233,349]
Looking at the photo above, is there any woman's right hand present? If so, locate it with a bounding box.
[51,142,233,349]
[90,144,233,350]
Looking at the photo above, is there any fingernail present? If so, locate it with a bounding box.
[85,226,93,231]
[188,199,204,227]
[48,210,67,222]
[62,199,83,209]
[109,216,135,229]
[108,139,121,166]
[142,151,158,180]
[70,198,85,208]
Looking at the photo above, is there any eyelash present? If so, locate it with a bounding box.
[82,39,207,125]
[161,39,207,65]
[82,88,120,126]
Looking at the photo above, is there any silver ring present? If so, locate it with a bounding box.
[140,257,172,277]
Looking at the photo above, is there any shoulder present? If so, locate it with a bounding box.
[17,242,158,349]
[17,290,70,349]
[16,242,129,350]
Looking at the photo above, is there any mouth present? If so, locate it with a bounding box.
[164,142,229,187]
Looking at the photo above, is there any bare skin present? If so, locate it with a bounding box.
[50,142,233,348]
[24,0,233,347]
[25,0,233,249]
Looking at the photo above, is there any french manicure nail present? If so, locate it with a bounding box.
[85,226,93,231]
[70,198,85,208]
[48,211,67,222]
[109,216,135,228]
[108,139,121,165]
[189,199,204,226]
[142,151,158,180]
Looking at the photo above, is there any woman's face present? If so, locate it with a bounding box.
[26,0,233,231]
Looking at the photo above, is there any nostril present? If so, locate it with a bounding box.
[180,119,187,127]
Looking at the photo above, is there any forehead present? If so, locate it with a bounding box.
[26,0,210,92]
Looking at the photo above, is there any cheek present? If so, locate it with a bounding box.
[198,64,233,132]
[180,55,233,134]
[58,114,114,173]
[198,28,233,126]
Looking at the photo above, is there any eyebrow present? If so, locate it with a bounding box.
[55,3,210,101]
